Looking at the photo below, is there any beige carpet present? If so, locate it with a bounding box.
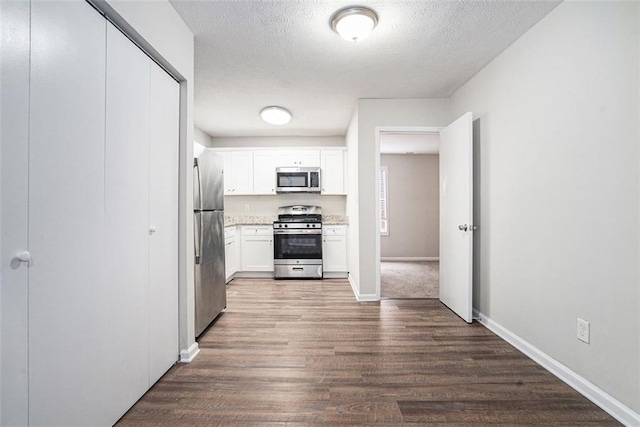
[380,261,439,299]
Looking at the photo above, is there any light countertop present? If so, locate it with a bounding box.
[224,214,348,227]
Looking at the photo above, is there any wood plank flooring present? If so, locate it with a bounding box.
[117,278,618,426]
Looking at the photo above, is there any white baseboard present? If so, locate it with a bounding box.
[323,272,348,279]
[179,342,200,363]
[380,257,439,262]
[348,273,379,302]
[234,272,274,279]
[474,309,640,426]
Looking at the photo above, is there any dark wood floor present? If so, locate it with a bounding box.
[117,278,618,426]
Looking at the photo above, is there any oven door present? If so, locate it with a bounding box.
[273,229,322,262]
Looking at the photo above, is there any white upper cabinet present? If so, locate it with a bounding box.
[219,151,253,195]
[320,149,346,195]
[274,149,320,167]
[214,148,346,196]
[253,151,276,194]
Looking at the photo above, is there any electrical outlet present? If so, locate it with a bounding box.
[577,318,590,344]
[244,203,250,211]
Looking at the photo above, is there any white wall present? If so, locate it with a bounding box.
[101,0,197,355]
[194,125,213,146]
[210,135,344,148]
[225,195,345,216]
[346,108,360,292]
[353,99,449,297]
[380,154,439,258]
[449,1,639,414]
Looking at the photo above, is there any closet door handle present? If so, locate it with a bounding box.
[16,251,31,263]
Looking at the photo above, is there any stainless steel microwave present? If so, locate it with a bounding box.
[275,167,321,193]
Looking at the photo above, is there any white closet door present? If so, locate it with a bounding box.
[105,23,151,414]
[28,2,110,425]
[148,60,180,384]
[0,1,30,425]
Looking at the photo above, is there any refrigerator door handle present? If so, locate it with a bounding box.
[193,158,203,211]
[194,211,202,264]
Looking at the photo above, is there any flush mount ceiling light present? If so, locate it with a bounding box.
[260,106,292,125]
[330,6,378,42]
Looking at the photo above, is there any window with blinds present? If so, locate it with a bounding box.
[380,166,389,235]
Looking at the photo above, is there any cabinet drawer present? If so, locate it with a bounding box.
[323,225,346,236]
[241,225,273,236]
[224,226,236,238]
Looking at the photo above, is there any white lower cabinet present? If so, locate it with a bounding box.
[225,226,238,282]
[240,226,274,272]
[323,225,348,275]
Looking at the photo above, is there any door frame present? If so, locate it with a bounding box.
[374,125,444,299]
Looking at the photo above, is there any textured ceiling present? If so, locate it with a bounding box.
[170,0,560,137]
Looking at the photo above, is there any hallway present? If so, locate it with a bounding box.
[118,278,617,425]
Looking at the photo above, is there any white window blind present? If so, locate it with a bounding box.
[380,166,389,235]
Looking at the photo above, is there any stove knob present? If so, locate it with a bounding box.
[306,224,310,228]
[284,224,288,228]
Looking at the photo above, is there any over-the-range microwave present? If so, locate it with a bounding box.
[275,167,321,193]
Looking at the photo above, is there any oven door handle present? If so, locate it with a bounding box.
[273,229,322,235]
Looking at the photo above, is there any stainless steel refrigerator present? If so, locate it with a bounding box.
[193,150,226,337]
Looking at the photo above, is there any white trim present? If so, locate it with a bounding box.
[374,125,445,301]
[179,342,200,363]
[348,273,379,302]
[234,272,274,279]
[379,165,389,236]
[381,257,439,262]
[323,272,348,279]
[474,309,640,427]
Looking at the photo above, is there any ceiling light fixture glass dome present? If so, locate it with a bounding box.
[260,106,292,125]
[331,6,378,42]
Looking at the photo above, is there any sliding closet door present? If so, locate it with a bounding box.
[1,1,30,425]
[148,61,180,384]
[104,23,151,416]
[29,2,110,425]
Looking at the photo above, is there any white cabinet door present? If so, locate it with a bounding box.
[148,56,180,386]
[218,151,253,194]
[219,152,233,194]
[273,149,320,167]
[29,2,111,425]
[321,149,346,195]
[253,151,276,194]
[225,226,238,282]
[240,226,274,271]
[225,237,237,282]
[104,22,150,417]
[323,226,348,272]
[230,151,253,194]
[299,150,321,167]
[274,151,298,167]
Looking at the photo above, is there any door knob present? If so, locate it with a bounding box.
[16,251,31,263]
[458,224,468,231]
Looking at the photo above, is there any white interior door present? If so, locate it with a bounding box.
[439,112,474,323]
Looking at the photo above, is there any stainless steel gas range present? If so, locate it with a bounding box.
[273,205,323,279]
